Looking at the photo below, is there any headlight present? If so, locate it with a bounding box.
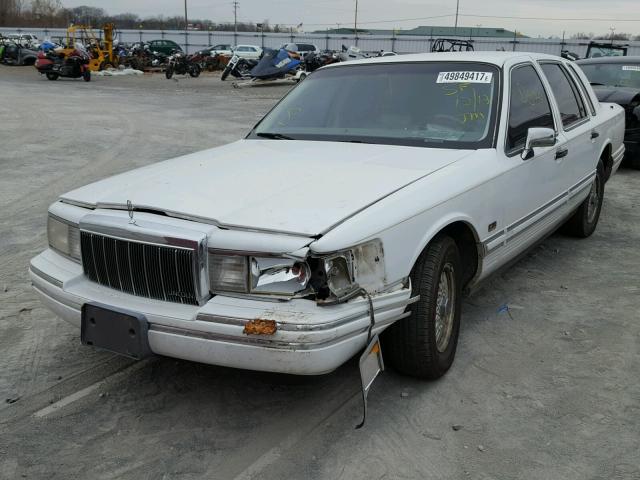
[311,240,386,303]
[207,239,384,302]
[47,214,81,261]
[208,253,249,293]
[208,252,310,296]
[250,257,310,295]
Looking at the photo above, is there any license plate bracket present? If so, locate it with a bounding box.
[81,302,152,360]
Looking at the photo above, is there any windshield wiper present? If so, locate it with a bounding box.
[589,82,606,86]
[255,132,295,140]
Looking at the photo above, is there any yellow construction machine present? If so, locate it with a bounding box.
[62,23,117,71]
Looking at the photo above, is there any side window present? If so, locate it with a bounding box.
[567,63,596,116]
[540,63,587,128]
[507,64,555,152]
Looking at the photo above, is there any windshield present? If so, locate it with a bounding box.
[587,46,626,58]
[249,62,500,149]
[580,63,640,89]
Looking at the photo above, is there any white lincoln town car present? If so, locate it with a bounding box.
[30,52,625,379]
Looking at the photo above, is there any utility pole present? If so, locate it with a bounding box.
[454,0,460,33]
[184,0,188,53]
[233,1,240,46]
[354,0,358,45]
[609,26,615,43]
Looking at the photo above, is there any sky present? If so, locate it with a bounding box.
[60,0,640,37]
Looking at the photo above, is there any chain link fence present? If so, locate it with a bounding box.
[2,27,639,57]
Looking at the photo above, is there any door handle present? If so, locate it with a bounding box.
[555,147,569,160]
[591,131,600,139]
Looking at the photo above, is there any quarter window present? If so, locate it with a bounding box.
[507,64,555,152]
[540,63,587,128]
[567,63,596,115]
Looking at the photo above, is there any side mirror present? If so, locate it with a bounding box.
[521,127,556,160]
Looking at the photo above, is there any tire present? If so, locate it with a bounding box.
[383,235,463,379]
[563,160,605,238]
[165,66,174,79]
[221,66,231,81]
[45,72,59,81]
[189,64,201,78]
[83,70,91,82]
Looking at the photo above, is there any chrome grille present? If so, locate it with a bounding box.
[80,231,199,305]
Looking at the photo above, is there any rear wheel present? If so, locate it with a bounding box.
[83,69,91,82]
[165,66,174,79]
[45,72,59,81]
[384,235,462,379]
[563,160,604,237]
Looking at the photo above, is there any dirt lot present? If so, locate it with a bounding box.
[1,64,639,480]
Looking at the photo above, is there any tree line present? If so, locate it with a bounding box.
[0,1,292,32]
[570,32,640,41]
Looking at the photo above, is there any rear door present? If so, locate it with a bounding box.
[538,61,595,209]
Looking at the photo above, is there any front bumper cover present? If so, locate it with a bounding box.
[30,248,414,375]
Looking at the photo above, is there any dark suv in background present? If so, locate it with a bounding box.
[577,56,640,168]
[147,39,182,55]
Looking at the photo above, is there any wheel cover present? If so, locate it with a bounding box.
[434,263,456,353]
[586,176,600,224]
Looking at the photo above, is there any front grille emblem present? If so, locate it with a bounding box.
[127,200,136,225]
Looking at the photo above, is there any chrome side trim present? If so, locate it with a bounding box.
[612,145,625,164]
[29,266,63,289]
[568,172,596,198]
[507,190,567,233]
[482,171,595,256]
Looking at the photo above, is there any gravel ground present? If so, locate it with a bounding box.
[0,64,639,480]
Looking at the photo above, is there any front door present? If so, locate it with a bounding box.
[487,62,569,268]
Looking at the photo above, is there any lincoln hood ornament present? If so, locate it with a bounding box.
[127,200,136,225]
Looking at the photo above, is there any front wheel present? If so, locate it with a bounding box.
[82,69,91,82]
[165,66,174,79]
[189,64,201,77]
[221,65,231,81]
[563,160,604,238]
[384,235,462,379]
[46,72,59,81]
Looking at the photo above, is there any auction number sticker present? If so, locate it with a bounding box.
[437,71,493,83]
[622,65,640,72]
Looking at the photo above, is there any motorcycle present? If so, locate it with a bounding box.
[165,50,201,79]
[338,45,368,62]
[220,54,259,81]
[35,43,91,82]
[303,50,340,73]
[190,51,223,72]
[124,43,167,71]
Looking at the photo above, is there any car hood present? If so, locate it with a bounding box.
[61,140,473,236]
[592,85,640,105]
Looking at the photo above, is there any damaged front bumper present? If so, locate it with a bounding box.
[30,248,414,375]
